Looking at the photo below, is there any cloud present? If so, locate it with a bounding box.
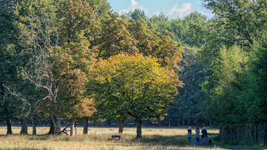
[131,0,138,7]
[169,3,192,18]
[119,0,148,15]
[120,6,147,14]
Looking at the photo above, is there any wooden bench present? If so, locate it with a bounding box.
[111,135,121,140]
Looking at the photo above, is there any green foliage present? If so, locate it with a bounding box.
[54,0,97,120]
[204,0,267,47]
[202,40,267,128]
[169,47,206,122]
[201,0,267,129]
[238,40,267,124]
[201,45,248,126]
[149,13,171,34]
[86,53,182,121]
[127,9,147,21]
[171,12,209,47]
[0,0,22,121]
[98,13,138,58]
[129,19,182,69]
[12,0,99,124]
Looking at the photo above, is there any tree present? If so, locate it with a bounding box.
[98,13,138,59]
[201,45,247,126]
[238,40,267,144]
[15,0,63,135]
[54,37,96,136]
[128,9,147,21]
[129,19,182,69]
[0,0,20,135]
[87,0,111,21]
[174,12,209,47]
[55,0,99,136]
[203,0,267,47]
[168,46,206,125]
[0,0,49,135]
[15,0,101,136]
[86,53,182,138]
[149,13,171,34]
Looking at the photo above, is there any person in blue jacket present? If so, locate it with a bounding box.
[187,127,192,143]
[195,127,200,144]
[201,127,208,144]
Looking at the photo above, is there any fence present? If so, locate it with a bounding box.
[219,123,267,145]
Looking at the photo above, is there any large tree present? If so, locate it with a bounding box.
[15,0,64,134]
[86,53,182,138]
[0,0,23,135]
[55,0,98,136]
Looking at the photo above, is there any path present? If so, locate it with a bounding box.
[216,146,252,150]
[190,140,253,150]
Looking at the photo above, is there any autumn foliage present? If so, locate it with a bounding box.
[86,53,182,138]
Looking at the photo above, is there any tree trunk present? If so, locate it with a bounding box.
[70,119,75,136]
[119,120,125,134]
[51,115,61,135]
[220,128,224,143]
[48,119,55,134]
[6,118,12,135]
[83,117,89,135]
[32,115,37,135]
[135,118,142,139]
[264,123,267,145]
[255,125,257,145]
[20,118,28,135]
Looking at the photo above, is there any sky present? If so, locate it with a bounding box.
[106,0,213,19]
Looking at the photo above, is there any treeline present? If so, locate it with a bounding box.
[201,0,267,145]
[126,0,267,145]
[0,0,182,138]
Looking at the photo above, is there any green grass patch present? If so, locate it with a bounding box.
[212,140,267,150]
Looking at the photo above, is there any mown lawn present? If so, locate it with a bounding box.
[0,127,226,150]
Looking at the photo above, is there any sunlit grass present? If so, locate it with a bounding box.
[0,127,224,150]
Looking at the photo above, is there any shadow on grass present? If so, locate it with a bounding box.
[27,135,54,141]
[137,135,188,146]
[27,134,107,142]
[129,134,217,149]
[0,134,22,136]
[0,148,50,150]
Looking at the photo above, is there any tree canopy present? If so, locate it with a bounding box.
[86,53,182,138]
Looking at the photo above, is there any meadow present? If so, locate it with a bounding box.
[0,127,227,150]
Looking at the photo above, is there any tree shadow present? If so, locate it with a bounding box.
[27,135,55,141]
[132,135,188,146]
[0,148,49,150]
[130,134,215,148]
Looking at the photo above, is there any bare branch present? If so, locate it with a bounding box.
[3,84,31,117]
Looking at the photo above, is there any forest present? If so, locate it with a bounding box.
[0,0,266,147]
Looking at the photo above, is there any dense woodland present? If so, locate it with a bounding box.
[0,0,266,145]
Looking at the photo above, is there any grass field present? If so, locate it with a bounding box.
[0,126,226,150]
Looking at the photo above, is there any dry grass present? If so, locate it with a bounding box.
[0,127,225,150]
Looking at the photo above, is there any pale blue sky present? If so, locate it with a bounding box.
[106,0,213,19]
